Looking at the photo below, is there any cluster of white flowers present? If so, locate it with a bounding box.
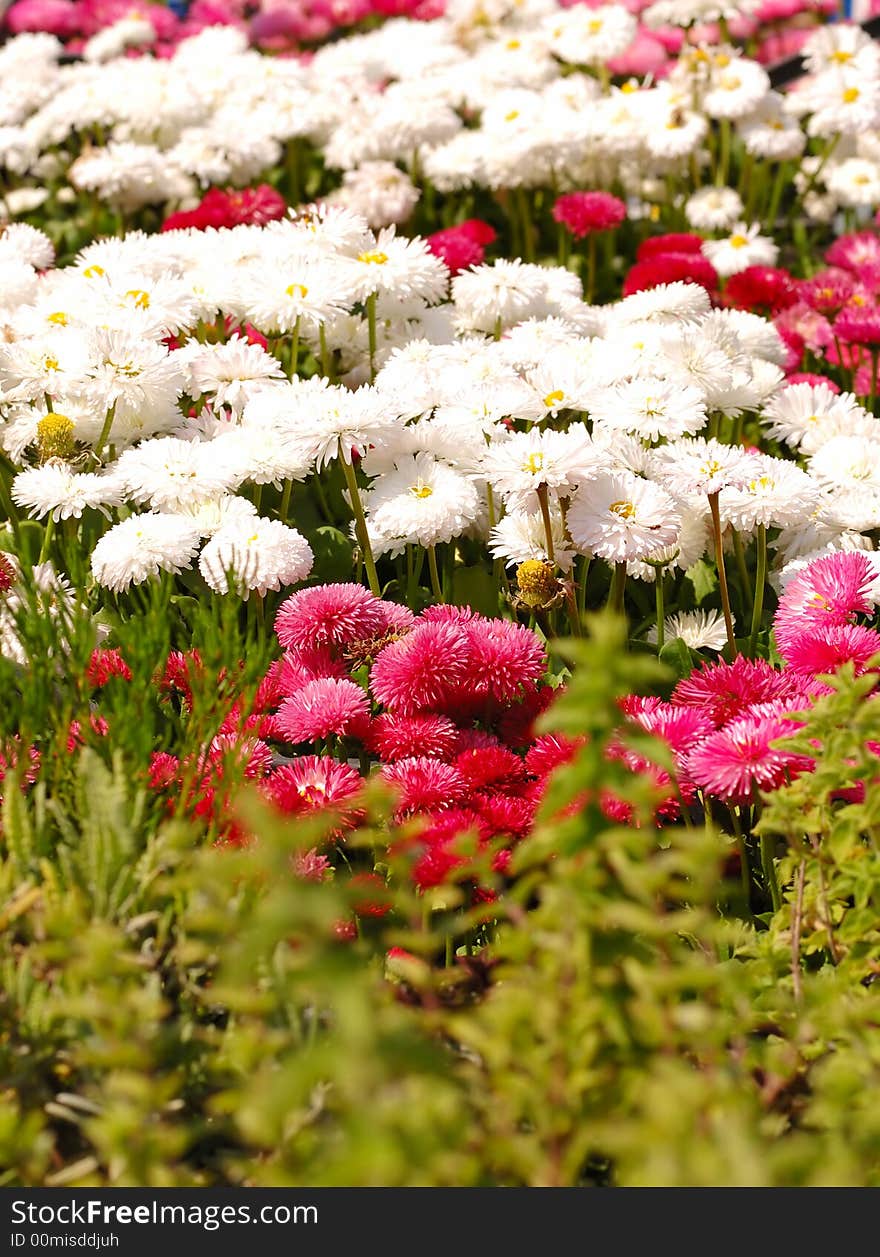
[1,196,877,613]
[0,5,870,228]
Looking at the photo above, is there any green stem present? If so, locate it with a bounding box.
[708,491,737,659]
[763,160,788,233]
[428,545,444,603]
[760,830,781,913]
[577,555,591,618]
[655,572,665,653]
[38,512,55,564]
[341,449,380,597]
[870,350,879,413]
[535,483,556,566]
[729,805,754,923]
[279,479,292,524]
[366,292,377,383]
[319,323,333,380]
[748,523,767,658]
[291,316,300,379]
[93,402,116,463]
[609,561,627,616]
[585,233,597,305]
[716,118,731,189]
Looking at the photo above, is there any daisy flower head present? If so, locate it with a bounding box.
[367,713,459,763]
[457,614,547,704]
[761,382,868,454]
[672,654,804,726]
[552,191,626,239]
[686,709,812,803]
[363,453,481,556]
[589,376,707,442]
[451,258,546,334]
[11,465,123,522]
[566,470,681,563]
[381,756,467,815]
[653,436,758,497]
[90,513,203,592]
[114,436,242,512]
[263,754,363,819]
[245,257,354,335]
[647,608,731,652]
[370,619,472,715]
[349,227,449,305]
[489,506,577,571]
[183,335,285,417]
[720,455,822,532]
[703,224,779,279]
[774,549,880,654]
[479,424,607,513]
[780,622,880,676]
[276,677,371,745]
[275,582,386,653]
[198,517,314,597]
[685,186,744,232]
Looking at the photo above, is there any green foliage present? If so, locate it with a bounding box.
[4,615,880,1185]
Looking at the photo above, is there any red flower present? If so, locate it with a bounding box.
[348,871,392,917]
[622,253,718,297]
[275,582,386,652]
[552,191,626,238]
[833,304,880,348]
[263,754,363,816]
[427,226,485,275]
[0,553,15,594]
[161,184,286,233]
[86,648,132,687]
[381,756,467,813]
[367,712,459,762]
[636,233,705,261]
[724,265,798,314]
[276,677,371,744]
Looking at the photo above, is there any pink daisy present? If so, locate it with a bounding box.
[275,583,385,652]
[454,744,527,790]
[552,191,626,238]
[462,618,547,703]
[381,756,467,813]
[781,623,880,676]
[524,732,584,777]
[672,656,802,727]
[686,710,813,803]
[774,551,878,655]
[276,676,371,743]
[826,230,880,274]
[370,621,471,714]
[367,712,459,762]
[270,645,349,696]
[833,305,880,348]
[263,754,363,815]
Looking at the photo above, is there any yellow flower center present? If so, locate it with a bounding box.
[47,311,68,326]
[409,479,434,499]
[843,86,860,103]
[730,233,749,248]
[831,50,852,63]
[543,389,565,409]
[621,80,638,94]
[852,293,867,306]
[285,282,309,298]
[609,499,636,519]
[505,38,521,49]
[504,109,520,122]
[714,53,731,67]
[37,412,75,462]
[701,459,722,477]
[44,356,59,371]
[83,265,104,279]
[125,288,150,308]
[358,250,388,265]
[721,75,742,90]
[750,475,774,492]
[588,18,603,33]
[523,452,545,475]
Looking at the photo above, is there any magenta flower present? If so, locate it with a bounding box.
[687,710,813,803]
[276,677,371,743]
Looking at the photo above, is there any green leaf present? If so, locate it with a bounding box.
[685,558,718,605]
[658,637,692,680]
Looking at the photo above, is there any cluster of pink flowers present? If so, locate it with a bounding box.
[618,551,880,810]
[623,232,719,300]
[552,191,627,241]
[161,184,287,233]
[4,0,441,53]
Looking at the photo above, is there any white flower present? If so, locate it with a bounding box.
[647,608,730,651]
[589,377,707,441]
[719,455,822,531]
[198,517,313,597]
[567,470,681,563]
[348,227,448,304]
[452,259,546,334]
[245,258,354,334]
[761,383,872,453]
[114,437,242,511]
[183,334,285,417]
[363,453,481,555]
[653,436,758,497]
[91,513,203,592]
[11,465,123,522]
[489,507,576,571]
[825,159,880,209]
[685,186,743,232]
[331,161,420,229]
[702,223,778,278]
[808,434,880,495]
[480,424,608,512]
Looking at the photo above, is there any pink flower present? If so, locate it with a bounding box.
[382,756,467,813]
[552,191,626,239]
[774,302,833,356]
[6,0,79,36]
[524,732,583,777]
[264,754,363,816]
[672,656,803,727]
[460,616,546,704]
[687,710,812,803]
[826,231,880,274]
[798,269,856,317]
[427,220,495,276]
[269,646,349,696]
[833,305,880,348]
[453,744,527,790]
[785,372,840,392]
[276,677,371,743]
[367,712,459,761]
[292,847,332,881]
[774,551,878,656]
[636,233,705,262]
[781,623,880,676]
[607,28,669,77]
[275,582,385,652]
[370,620,471,714]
